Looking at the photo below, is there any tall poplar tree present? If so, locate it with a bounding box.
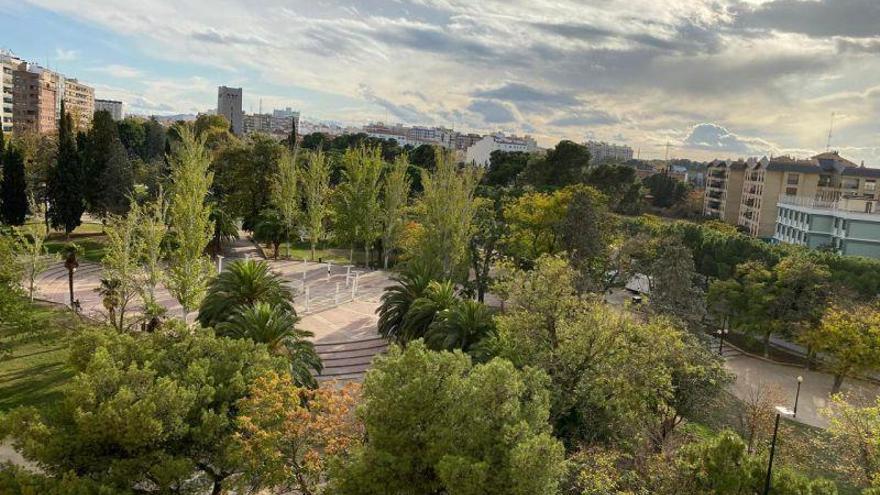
[166,125,214,319]
[381,153,411,269]
[335,145,383,265]
[300,149,331,261]
[270,148,299,258]
[47,102,85,236]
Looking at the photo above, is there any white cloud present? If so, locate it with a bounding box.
[18,0,880,161]
[88,64,143,78]
[55,47,78,61]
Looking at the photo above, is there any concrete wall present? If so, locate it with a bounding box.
[843,240,880,258]
[849,220,880,240]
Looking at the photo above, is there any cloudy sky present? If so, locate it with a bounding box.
[3,0,880,163]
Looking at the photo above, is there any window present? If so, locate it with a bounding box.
[866,180,877,192]
[785,187,798,196]
[819,175,832,187]
[842,178,860,189]
[787,173,800,185]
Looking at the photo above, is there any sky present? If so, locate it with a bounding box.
[3,0,880,163]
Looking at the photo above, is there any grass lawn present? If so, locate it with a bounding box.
[41,221,109,263]
[0,303,76,413]
[693,391,862,494]
[263,240,370,265]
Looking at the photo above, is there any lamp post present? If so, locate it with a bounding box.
[64,248,79,308]
[717,328,729,355]
[216,255,224,274]
[793,376,804,418]
[764,406,794,495]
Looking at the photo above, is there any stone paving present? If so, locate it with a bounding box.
[34,238,392,382]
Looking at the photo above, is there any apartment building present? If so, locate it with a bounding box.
[217,86,243,135]
[242,112,298,136]
[775,195,880,259]
[12,62,57,135]
[63,78,95,130]
[737,156,823,238]
[584,140,634,163]
[95,98,124,121]
[703,160,746,224]
[0,51,20,133]
[465,133,539,167]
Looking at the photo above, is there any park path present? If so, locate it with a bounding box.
[33,235,392,382]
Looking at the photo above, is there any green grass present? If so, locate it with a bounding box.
[40,222,109,263]
[0,303,76,412]
[263,241,368,265]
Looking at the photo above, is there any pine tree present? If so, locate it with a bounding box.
[47,102,85,236]
[84,110,132,218]
[0,143,29,225]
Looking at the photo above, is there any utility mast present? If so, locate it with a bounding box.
[825,112,835,151]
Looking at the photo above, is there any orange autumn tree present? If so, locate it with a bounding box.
[234,372,363,494]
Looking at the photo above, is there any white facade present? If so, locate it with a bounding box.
[243,112,299,136]
[584,140,634,163]
[465,134,538,167]
[95,99,124,120]
[217,86,243,135]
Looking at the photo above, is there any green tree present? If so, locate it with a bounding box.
[821,394,880,486]
[47,102,85,236]
[381,154,411,269]
[400,279,459,343]
[98,211,141,331]
[13,219,55,301]
[501,188,570,260]
[82,110,132,219]
[117,116,146,158]
[1,143,28,225]
[198,258,295,330]
[648,236,706,323]
[335,146,384,265]
[644,173,688,208]
[377,259,442,344]
[133,191,167,323]
[332,341,566,495]
[217,301,321,388]
[166,125,214,319]
[558,185,614,291]
[253,208,287,260]
[521,140,590,188]
[585,163,644,214]
[802,304,880,394]
[425,299,495,353]
[270,148,300,259]
[483,150,529,187]
[411,147,481,279]
[469,195,504,302]
[2,324,287,494]
[301,149,332,260]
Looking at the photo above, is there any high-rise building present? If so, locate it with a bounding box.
[217,86,243,135]
[584,140,634,163]
[704,151,880,239]
[95,98,124,121]
[12,61,57,135]
[0,50,20,134]
[63,78,94,130]
[704,160,746,224]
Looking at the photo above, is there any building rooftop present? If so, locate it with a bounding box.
[766,157,821,173]
[841,165,880,178]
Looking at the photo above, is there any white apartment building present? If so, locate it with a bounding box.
[0,50,21,134]
[95,99,124,120]
[243,111,299,136]
[584,140,634,163]
[465,133,538,167]
[217,86,243,135]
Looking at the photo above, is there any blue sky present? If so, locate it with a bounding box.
[3,0,880,163]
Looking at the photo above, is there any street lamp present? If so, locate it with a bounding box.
[793,376,804,418]
[763,406,795,495]
[717,328,730,355]
[216,255,224,274]
[63,248,79,308]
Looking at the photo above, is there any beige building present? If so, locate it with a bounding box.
[705,151,879,239]
[63,78,94,130]
[0,51,20,134]
[704,160,746,224]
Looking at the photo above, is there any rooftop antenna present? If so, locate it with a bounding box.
[636,147,640,160]
[259,98,262,115]
[825,112,835,151]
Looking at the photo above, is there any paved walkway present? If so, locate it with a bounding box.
[724,351,879,428]
[33,237,392,382]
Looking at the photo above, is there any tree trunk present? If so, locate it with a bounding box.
[763,331,771,358]
[831,374,845,395]
[349,246,354,265]
[310,242,316,261]
[364,243,370,269]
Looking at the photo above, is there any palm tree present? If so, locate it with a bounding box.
[425,299,495,352]
[217,302,322,388]
[377,259,442,344]
[209,204,238,257]
[401,280,459,343]
[197,259,294,329]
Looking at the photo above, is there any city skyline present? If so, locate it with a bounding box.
[3,0,880,164]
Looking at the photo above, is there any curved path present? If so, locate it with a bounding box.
[34,238,392,382]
